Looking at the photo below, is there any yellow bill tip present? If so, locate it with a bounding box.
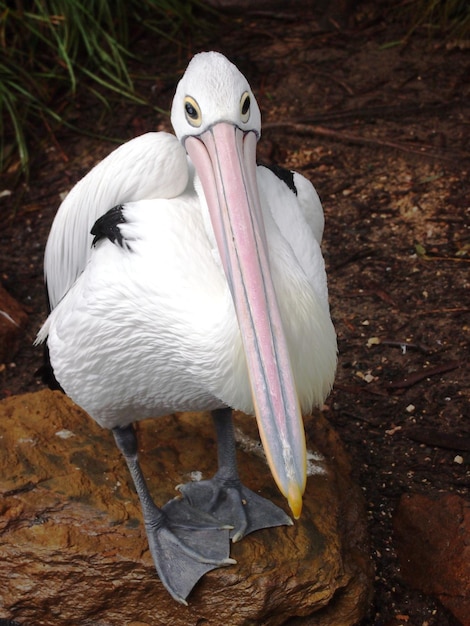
[287,480,303,519]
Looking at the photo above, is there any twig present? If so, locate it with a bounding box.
[418,254,470,263]
[414,307,470,317]
[404,427,470,452]
[299,64,355,95]
[364,281,398,307]
[388,361,460,390]
[334,382,389,397]
[294,99,462,125]
[332,248,376,270]
[336,409,381,425]
[380,340,432,354]
[263,121,470,162]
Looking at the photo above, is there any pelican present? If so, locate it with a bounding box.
[37,51,337,603]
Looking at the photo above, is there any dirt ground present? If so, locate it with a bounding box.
[1,2,469,625]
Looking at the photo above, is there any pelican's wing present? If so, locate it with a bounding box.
[292,171,324,244]
[258,164,324,244]
[257,165,329,309]
[44,132,188,309]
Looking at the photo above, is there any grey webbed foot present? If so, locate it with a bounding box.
[177,407,292,542]
[113,424,235,604]
[146,498,235,604]
[178,476,292,542]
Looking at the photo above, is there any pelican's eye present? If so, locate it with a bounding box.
[240,91,251,123]
[184,96,202,127]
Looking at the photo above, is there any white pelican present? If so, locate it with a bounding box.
[37,51,337,603]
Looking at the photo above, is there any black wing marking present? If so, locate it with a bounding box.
[262,163,297,196]
[91,205,128,248]
[36,344,64,392]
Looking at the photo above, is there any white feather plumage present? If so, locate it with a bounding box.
[44,132,187,309]
[38,50,336,435]
[38,159,336,429]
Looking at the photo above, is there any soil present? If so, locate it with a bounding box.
[0,2,468,625]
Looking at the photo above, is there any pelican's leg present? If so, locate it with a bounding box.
[178,408,292,542]
[112,424,234,604]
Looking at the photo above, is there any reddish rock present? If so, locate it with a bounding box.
[0,390,373,625]
[0,284,28,363]
[394,492,470,626]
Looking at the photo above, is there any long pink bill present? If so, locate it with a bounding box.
[185,123,306,518]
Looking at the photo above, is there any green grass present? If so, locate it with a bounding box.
[404,0,470,39]
[0,0,209,177]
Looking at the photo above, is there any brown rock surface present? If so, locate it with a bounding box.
[0,285,28,364]
[394,492,470,626]
[0,390,373,625]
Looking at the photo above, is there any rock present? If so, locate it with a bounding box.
[0,284,28,364]
[0,390,373,625]
[393,492,470,626]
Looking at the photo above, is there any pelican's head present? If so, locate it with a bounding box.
[170,52,307,521]
[171,51,261,142]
